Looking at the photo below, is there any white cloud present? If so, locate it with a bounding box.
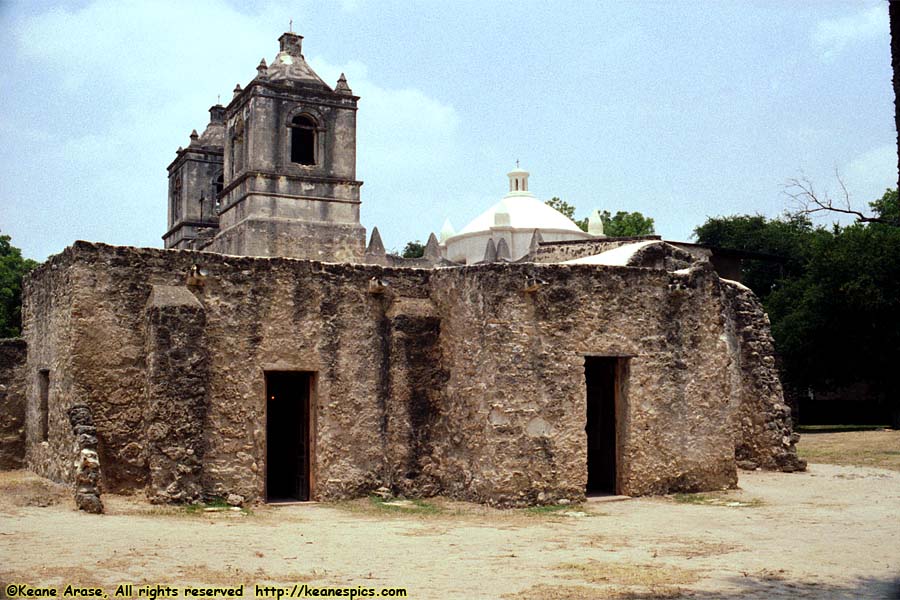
[308,56,463,246]
[3,0,464,258]
[812,4,888,59]
[310,57,461,173]
[843,143,897,204]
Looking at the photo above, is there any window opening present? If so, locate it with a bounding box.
[290,115,316,165]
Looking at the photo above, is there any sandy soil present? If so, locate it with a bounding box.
[1,461,899,600]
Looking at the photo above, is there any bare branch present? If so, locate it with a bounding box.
[782,171,891,225]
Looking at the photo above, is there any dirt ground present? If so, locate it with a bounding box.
[2,431,899,599]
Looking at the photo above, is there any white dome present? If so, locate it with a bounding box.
[441,166,593,264]
[457,195,585,235]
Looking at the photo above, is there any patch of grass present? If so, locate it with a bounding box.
[671,492,763,508]
[672,493,713,505]
[656,539,742,559]
[367,495,443,515]
[797,429,900,471]
[524,503,577,515]
[798,424,889,433]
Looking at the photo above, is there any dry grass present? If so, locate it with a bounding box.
[557,560,698,587]
[655,539,742,559]
[797,429,900,471]
[170,564,316,585]
[503,583,683,599]
[332,495,604,526]
[0,564,316,589]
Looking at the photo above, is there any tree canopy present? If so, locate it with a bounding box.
[0,233,39,338]
[401,240,425,259]
[695,190,900,426]
[599,210,655,237]
[693,213,824,299]
[545,198,655,236]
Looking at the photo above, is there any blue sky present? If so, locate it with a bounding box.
[0,0,894,260]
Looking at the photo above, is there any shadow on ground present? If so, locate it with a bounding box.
[512,573,900,599]
[658,574,898,599]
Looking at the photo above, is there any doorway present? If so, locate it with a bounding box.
[265,371,312,502]
[585,357,619,495]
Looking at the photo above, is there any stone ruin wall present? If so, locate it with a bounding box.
[20,259,81,483]
[21,243,439,503]
[0,338,27,469]
[529,236,662,263]
[429,261,741,504]
[18,242,803,506]
[722,282,805,472]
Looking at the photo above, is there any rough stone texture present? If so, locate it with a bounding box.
[0,338,27,469]
[528,236,662,263]
[68,404,103,513]
[722,281,806,472]
[427,261,741,504]
[21,242,803,506]
[20,257,81,484]
[144,285,209,503]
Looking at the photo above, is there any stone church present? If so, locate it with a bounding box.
[0,31,805,511]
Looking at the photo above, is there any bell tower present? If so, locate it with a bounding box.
[163,105,225,250]
[203,31,366,261]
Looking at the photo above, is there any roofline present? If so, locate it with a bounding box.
[445,228,595,245]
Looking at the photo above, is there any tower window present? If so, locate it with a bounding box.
[214,173,224,211]
[172,176,182,221]
[290,115,316,165]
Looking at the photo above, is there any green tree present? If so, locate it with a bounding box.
[545,196,576,220]
[402,240,425,258]
[767,219,900,426]
[0,233,39,338]
[694,192,900,427]
[544,198,654,235]
[868,188,900,226]
[693,213,824,300]
[599,210,655,237]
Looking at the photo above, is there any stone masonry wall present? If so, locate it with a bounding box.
[0,338,27,469]
[22,242,800,505]
[21,257,81,484]
[429,261,740,504]
[722,281,806,472]
[145,286,209,502]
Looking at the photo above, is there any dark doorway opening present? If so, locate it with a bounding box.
[265,371,312,502]
[585,357,618,495]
